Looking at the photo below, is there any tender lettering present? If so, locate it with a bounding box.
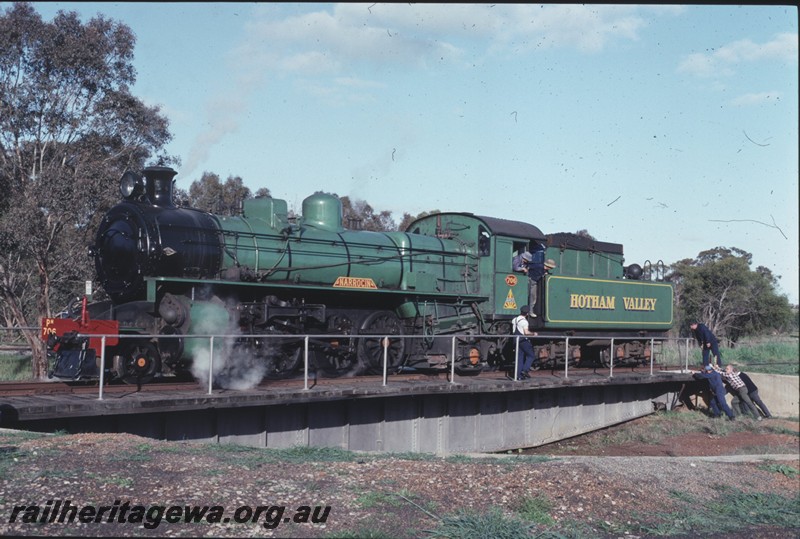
[622,297,657,311]
[569,294,616,310]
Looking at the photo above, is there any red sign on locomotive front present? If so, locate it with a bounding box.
[41,317,119,351]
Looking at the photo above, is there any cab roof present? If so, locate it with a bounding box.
[474,214,547,242]
[406,212,547,242]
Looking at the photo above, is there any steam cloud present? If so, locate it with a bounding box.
[185,297,267,390]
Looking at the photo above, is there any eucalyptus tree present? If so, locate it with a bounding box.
[187,172,253,215]
[398,210,438,232]
[667,247,793,343]
[0,3,173,377]
[339,196,397,232]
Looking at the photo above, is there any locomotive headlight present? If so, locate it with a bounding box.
[120,170,144,200]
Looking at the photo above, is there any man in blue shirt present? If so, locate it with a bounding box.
[690,322,724,367]
[693,364,735,420]
[525,250,556,316]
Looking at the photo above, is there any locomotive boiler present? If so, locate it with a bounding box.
[43,166,673,385]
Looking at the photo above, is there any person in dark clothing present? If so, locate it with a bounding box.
[512,251,532,273]
[526,250,556,316]
[511,251,537,313]
[527,255,556,283]
[690,322,724,367]
[692,364,735,420]
[738,371,772,418]
[511,305,538,381]
[721,364,762,420]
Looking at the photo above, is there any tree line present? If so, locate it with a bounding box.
[0,4,795,379]
[179,171,435,233]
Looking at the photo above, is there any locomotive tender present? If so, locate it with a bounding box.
[43,166,673,384]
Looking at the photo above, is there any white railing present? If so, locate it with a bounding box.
[1,326,702,401]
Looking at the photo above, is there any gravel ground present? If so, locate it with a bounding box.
[0,414,798,538]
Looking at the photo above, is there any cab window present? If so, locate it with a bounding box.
[478,226,491,256]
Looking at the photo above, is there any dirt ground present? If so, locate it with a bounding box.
[1,410,798,538]
[524,410,800,457]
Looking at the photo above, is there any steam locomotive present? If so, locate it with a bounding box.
[42,166,673,385]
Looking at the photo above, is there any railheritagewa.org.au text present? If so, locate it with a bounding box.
[8,499,331,530]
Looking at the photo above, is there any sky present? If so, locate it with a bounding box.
[15,2,800,303]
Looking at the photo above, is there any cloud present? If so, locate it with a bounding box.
[496,5,649,53]
[335,77,387,89]
[240,4,682,74]
[181,3,685,177]
[240,4,464,72]
[678,32,798,78]
[729,91,783,106]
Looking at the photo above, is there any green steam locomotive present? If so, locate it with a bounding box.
[44,166,672,384]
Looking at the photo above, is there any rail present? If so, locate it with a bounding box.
[1,327,703,401]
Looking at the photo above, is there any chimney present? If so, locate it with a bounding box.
[143,166,178,207]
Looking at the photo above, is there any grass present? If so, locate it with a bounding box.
[158,443,551,471]
[422,507,598,539]
[0,446,27,479]
[329,529,397,539]
[270,445,358,463]
[721,340,799,375]
[356,491,406,509]
[759,463,800,478]
[388,451,441,461]
[423,507,534,539]
[579,410,703,447]
[0,353,32,381]
[620,486,800,537]
[562,409,797,454]
[162,442,362,469]
[512,494,554,526]
[443,453,550,465]
[356,491,392,509]
[327,490,435,539]
[104,475,135,487]
[658,339,799,374]
[0,429,52,443]
[110,442,153,462]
